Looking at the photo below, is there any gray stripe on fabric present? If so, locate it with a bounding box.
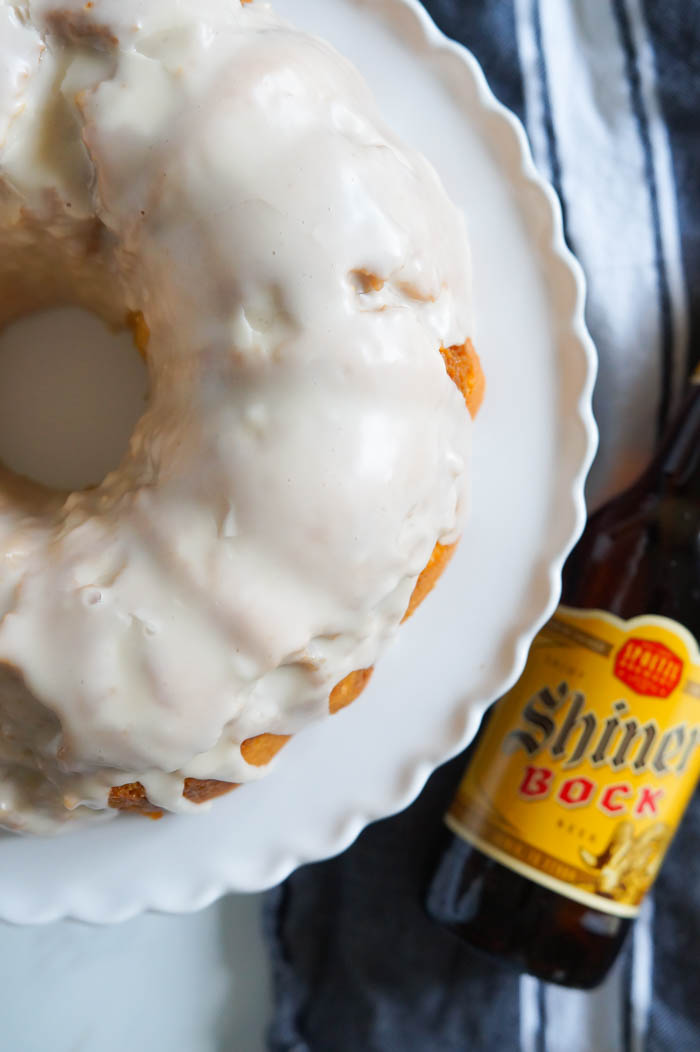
[264,884,310,1052]
[537,981,547,1052]
[532,0,569,240]
[612,0,674,436]
[513,0,551,179]
[629,897,654,1052]
[622,0,689,407]
[640,0,697,378]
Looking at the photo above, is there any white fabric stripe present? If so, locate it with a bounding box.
[623,0,689,405]
[512,0,551,180]
[517,0,662,506]
[542,953,627,1052]
[519,974,541,1052]
[630,897,654,1052]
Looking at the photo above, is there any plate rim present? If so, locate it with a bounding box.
[0,0,598,923]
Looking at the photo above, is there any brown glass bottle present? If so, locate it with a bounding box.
[426,375,700,989]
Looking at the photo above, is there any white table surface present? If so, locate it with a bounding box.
[0,897,272,1052]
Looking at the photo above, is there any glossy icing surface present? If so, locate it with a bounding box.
[0,0,473,832]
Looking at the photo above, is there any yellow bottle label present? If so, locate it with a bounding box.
[448,607,700,917]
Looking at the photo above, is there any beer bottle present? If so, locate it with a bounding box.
[426,371,700,988]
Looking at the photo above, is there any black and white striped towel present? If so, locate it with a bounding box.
[265,3,700,1049]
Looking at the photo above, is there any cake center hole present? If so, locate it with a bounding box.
[0,307,149,492]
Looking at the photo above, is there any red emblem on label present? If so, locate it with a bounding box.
[614,638,683,698]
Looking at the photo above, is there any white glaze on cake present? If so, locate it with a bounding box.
[0,0,473,832]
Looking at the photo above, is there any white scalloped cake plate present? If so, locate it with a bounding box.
[0,0,597,923]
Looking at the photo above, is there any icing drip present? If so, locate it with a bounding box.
[0,0,473,832]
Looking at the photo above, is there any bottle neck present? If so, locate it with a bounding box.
[561,368,700,615]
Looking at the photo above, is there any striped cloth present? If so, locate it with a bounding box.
[265,2,700,1050]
